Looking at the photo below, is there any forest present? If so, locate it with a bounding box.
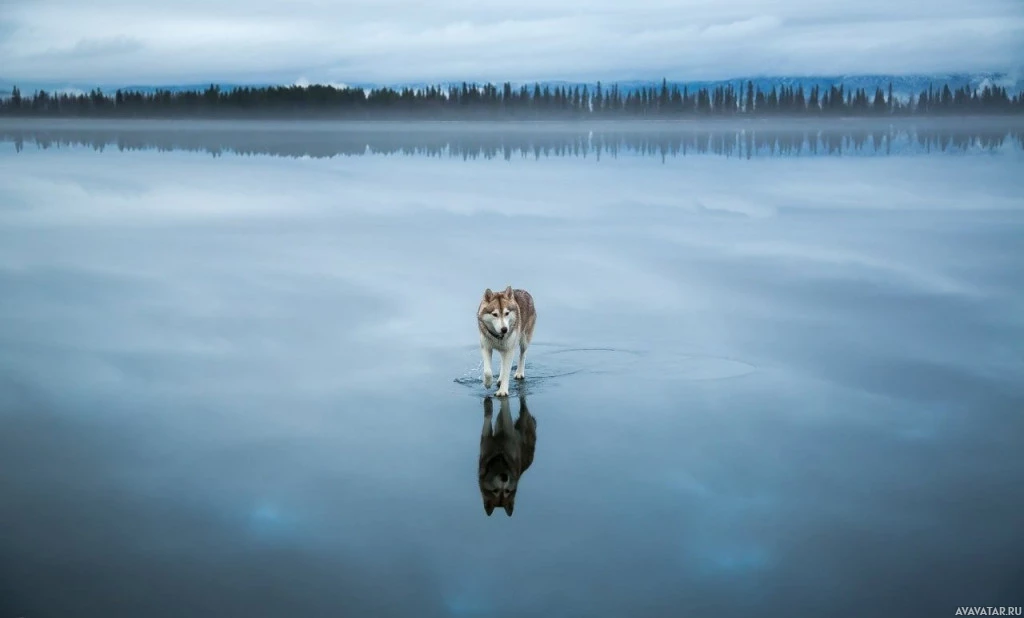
[1,79,1021,118]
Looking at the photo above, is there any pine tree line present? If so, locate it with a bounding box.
[2,79,1021,118]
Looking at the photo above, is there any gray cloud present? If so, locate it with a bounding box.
[26,35,145,60]
[0,0,1022,85]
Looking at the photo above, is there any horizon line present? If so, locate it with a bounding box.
[2,69,1022,89]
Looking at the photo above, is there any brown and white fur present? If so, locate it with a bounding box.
[477,286,537,397]
[479,395,537,517]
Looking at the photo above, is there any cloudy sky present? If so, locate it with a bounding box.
[2,0,1023,86]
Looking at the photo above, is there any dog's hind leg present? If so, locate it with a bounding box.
[514,339,529,380]
[514,331,532,380]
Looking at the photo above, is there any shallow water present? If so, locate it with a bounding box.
[1,119,1023,617]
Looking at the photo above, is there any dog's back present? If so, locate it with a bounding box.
[512,288,537,344]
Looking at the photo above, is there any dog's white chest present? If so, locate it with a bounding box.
[488,330,519,351]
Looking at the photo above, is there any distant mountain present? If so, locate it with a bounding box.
[2,72,1022,101]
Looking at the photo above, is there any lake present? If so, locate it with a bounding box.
[1,118,1022,617]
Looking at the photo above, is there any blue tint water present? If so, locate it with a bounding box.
[1,119,1022,618]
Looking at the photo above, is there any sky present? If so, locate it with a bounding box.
[1,0,1023,86]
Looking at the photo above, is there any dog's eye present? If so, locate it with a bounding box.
[492,311,499,317]
[503,310,510,316]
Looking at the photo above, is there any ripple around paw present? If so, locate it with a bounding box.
[452,364,584,387]
[452,346,642,391]
[452,345,756,392]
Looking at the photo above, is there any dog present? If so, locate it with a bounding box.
[479,395,537,517]
[477,286,536,397]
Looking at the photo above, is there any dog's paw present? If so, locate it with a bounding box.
[494,384,510,397]
[483,373,493,387]
[514,370,525,380]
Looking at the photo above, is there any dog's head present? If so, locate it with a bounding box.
[478,286,518,340]
[479,454,521,517]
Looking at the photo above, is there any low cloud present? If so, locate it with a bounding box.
[0,0,1022,85]
[30,35,145,60]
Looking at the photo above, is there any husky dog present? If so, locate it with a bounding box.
[477,286,537,398]
[479,395,537,517]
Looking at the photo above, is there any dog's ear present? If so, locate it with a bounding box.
[504,502,514,517]
[484,501,495,516]
[503,286,514,298]
[483,288,494,301]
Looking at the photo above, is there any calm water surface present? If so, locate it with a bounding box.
[1,119,1023,617]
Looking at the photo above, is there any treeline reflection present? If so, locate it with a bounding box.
[2,122,1022,160]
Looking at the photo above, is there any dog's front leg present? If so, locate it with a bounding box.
[482,397,494,437]
[480,339,493,388]
[494,348,514,397]
[496,397,514,434]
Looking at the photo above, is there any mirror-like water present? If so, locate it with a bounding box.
[1,119,1022,617]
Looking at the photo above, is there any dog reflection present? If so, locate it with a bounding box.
[479,395,537,517]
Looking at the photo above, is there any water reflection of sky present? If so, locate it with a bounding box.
[1,121,1022,617]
